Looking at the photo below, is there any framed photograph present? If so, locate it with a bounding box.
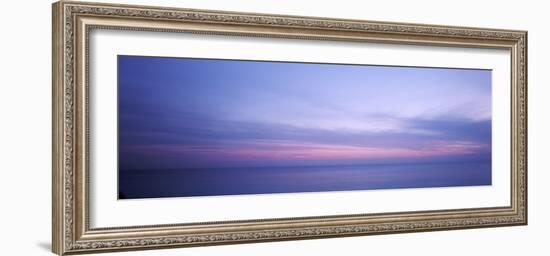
[52,1,527,255]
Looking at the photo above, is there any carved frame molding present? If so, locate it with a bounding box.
[52,1,527,255]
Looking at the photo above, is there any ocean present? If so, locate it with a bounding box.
[118,161,491,199]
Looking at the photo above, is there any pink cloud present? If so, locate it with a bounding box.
[123,140,489,162]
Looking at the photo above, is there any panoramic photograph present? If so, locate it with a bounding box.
[117,55,492,199]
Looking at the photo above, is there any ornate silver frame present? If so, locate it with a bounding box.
[52,1,527,255]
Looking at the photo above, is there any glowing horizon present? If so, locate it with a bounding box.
[122,139,488,163]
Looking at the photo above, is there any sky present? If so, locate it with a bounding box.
[118,55,492,170]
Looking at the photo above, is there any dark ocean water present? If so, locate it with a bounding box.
[118,161,491,199]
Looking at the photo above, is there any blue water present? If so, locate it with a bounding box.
[118,161,491,199]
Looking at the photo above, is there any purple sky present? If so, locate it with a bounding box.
[118,55,492,170]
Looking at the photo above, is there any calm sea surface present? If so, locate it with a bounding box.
[118,161,491,199]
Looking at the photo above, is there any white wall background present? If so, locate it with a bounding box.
[0,0,547,255]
